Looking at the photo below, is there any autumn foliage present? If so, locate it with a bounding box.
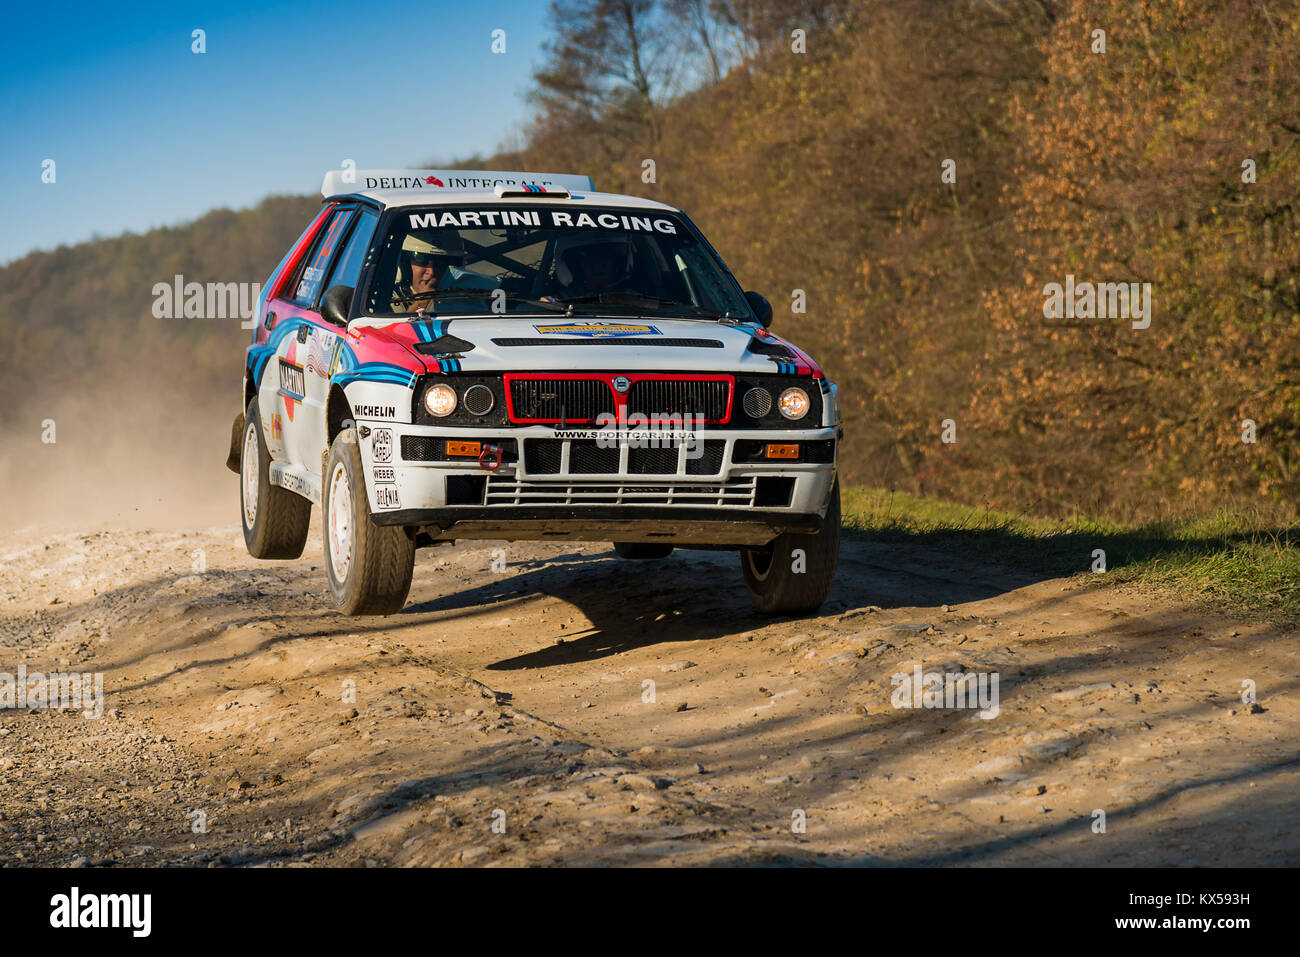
[505,0,1300,519]
[2,0,1296,523]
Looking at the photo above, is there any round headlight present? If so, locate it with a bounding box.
[778,387,810,420]
[424,383,458,417]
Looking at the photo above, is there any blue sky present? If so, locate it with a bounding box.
[0,0,554,264]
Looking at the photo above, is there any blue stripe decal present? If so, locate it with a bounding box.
[249,318,314,387]
[329,336,356,375]
[766,354,800,376]
[250,349,274,387]
[413,319,449,342]
[331,361,419,389]
[333,372,416,386]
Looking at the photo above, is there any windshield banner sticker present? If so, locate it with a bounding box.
[532,323,662,338]
[408,209,677,233]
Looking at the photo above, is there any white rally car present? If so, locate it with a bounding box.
[228,169,841,616]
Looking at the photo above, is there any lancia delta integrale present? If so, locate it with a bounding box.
[227,169,841,615]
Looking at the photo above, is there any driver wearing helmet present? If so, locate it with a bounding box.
[554,236,635,296]
[390,235,465,314]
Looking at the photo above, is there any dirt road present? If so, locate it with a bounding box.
[2,518,1297,866]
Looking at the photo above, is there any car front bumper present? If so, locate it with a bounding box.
[356,422,838,546]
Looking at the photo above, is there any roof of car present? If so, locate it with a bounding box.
[361,188,679,212]
[321,168,679,213]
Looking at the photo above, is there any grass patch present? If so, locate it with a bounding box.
[840,487,1300,628]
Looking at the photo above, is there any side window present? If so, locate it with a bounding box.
[293,208,352,306]
[281,208,339,303]
[267,206,331,304]
[322,210,378,297]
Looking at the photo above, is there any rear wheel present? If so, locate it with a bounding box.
[613,542,674,560]
[323,428,415,616]
[241,398,311,559]
[741,477,840,615]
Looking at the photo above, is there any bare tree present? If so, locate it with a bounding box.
[532,0,678,144]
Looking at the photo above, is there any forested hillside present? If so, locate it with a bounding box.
[3,0,1296,521]
[0,195,319,410]
[503,0,1300,519]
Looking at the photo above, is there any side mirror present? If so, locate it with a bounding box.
[321,285,354,326]
[744,290,773,328]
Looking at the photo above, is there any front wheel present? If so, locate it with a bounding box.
[323,428,415,616]
[741,477,840,615]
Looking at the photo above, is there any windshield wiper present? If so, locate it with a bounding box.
[401,291,570,314]
[553,292,731,319]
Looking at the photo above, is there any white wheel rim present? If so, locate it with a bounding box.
[241,423,259,528]
[327,461,353,582]
[746,547,774,582]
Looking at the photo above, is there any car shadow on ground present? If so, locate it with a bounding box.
[393,532,1052,671]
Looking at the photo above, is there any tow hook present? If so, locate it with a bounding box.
[478,444,503,471]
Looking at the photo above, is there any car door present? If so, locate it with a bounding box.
[301,208,379,475]
[262,206,354,475]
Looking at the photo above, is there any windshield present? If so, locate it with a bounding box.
[362,205,751,320]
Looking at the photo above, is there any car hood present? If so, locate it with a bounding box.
[354,314,820,376]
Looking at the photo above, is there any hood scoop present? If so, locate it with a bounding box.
[746,335,795,358]
[414,334,476,356]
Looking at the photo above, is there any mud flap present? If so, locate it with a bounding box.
[225,412,245,473]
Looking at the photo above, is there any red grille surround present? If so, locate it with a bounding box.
[504,373,734,425]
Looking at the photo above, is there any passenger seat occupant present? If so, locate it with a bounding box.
[554,236,635,296]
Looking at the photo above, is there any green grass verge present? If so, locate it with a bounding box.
[840,486,1300,628]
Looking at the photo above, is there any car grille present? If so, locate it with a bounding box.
[626,379,729,422]
[401,436,518,463]
[521,438,726,477]
[402,435,443,461]
[505,375,732,424]
[484,476,757,508]
[685,440,725,475]
[569,440,620,474]
[524,438,564,474]
[629,445,679,474]
[508,378,615,423]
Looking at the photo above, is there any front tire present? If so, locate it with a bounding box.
[323,428,415,616]
[612,542,674,560]
[241,398,311,560]
[741,477,840,615]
